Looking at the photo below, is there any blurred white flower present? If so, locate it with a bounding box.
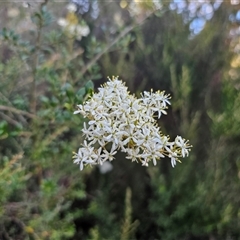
[22,2,31,8]
[99,161,113,174]
[73,77,192,170]
[154,1,162,10]
[57,3,91,41]
[57,18,68,27]
[76,25,90,40]
[114,13,124,27]
[128,2,142,18]
[67,3,77,12]
[57,14,90,40]
[77,25,90,37]
[8,8,19,18]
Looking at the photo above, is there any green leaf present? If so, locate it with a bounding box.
[40,95,50,104]
[61,83,73,92]
[76,87,86,102]
[84,80,94,92]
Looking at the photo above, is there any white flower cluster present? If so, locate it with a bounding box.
[73,77,191,170]
[57,3,90,41]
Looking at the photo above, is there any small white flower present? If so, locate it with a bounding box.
[141,159,149,167]
[101,147,117,162]
[125,147,140,162]
[175,136,191,157]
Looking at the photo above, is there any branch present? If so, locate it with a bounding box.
[0,105,37,119]
[0,112,20,127]
[30,0,49,114]
[79,10,157,77]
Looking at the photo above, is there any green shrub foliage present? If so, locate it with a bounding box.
[0,1,239,239]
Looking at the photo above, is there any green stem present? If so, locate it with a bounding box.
[30,0,49,114]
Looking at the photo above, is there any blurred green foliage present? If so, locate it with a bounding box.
[0,0,239,239]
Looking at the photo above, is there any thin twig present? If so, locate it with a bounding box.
[30,0,49,114]
[79,10,157,78]
[0,91,27,124]
[30,22,42,114]
[0,105,37,119]
[0,112,20,126]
